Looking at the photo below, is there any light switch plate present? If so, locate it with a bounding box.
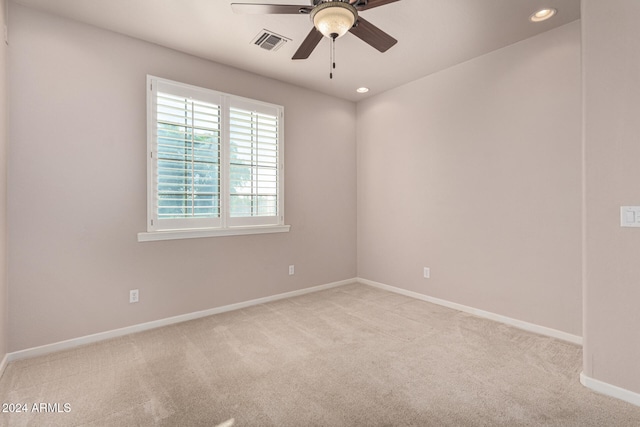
[620,206,640,227]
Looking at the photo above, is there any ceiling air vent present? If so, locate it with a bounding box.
[252,30,290,52]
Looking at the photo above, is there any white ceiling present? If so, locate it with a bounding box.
[11,0,581,102]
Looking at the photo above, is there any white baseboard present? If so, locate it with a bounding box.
[0,353,8,379]
[6,277,583,362]
[357,277,583,346]
[8,278,355,362]
[581,372,640,407]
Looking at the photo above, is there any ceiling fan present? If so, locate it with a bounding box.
[231,0,401,60]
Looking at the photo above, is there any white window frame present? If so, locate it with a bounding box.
[138,76,289,242]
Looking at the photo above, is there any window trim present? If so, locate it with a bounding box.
[139,76,289,242]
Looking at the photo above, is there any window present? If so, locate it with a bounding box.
[139,76,289,241]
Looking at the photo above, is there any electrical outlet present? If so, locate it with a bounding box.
[289,265,295,275]
[423,267,430,279]
[129,289,139,303]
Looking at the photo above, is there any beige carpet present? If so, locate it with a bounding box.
[2,282,640,426]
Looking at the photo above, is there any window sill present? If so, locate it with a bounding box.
[137,224,291,242]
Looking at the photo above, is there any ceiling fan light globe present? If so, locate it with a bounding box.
[311,2,357,39]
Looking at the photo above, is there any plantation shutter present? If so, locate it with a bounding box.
[151,80,222,230]
[146,76,284,234]
[228,99,280,226]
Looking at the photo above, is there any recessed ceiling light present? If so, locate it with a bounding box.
[356,87,369,93]
[530,8,557,22]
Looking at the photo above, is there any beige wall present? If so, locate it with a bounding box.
[357,22,583,335]
[7,4,356,352]
[0,0,7,362]
[583,0,640,394]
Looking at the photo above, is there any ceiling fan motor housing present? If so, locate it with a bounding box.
[310,1,358,39]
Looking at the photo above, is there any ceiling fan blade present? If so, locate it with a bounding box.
[292,28,323,60]
[356,0,401,11]
[231,3,312,14]
[349,17,397,52]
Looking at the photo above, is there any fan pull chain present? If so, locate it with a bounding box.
[329,39,332,80]
[330,34,336,79]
